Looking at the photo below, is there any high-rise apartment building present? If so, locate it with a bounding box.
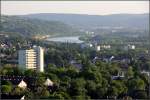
[18,46,44,72]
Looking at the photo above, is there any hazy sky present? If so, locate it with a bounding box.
[1,1,149,15]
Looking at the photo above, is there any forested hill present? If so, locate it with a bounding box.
[1,15,78,37]
[22,13,149,29]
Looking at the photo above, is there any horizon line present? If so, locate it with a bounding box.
[2,12,149,16]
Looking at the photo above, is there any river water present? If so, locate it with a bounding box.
[46,36,84,43]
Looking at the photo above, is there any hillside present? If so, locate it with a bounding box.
[1,14,148,38]
[22,13,149,29]
[1,16,78,37]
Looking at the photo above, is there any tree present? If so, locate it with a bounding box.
[69,78,86,97]
[0,64,13,75]
[127,77,146,92]
[11,86,24,95]
[95,79,109,98]
[108,80,127,98]
[2,85,12,94]
[73,95,90,100]
[49,92,64,99]
[132,91,148,99]
[41,89,50,98]
[24,69,35,77]
[126,66,134,79]
[66,67,79,78]
[53,92,71,99]
[1,80,12,86]
[13,67,24,75]
[24,89,34,99]
[34,86,49,98]
[85,80,96,98]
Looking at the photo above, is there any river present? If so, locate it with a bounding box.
[46,36,84,43]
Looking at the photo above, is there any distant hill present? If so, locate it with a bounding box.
[1,14,149,37]
[1,15,78,37]
[21,13,149,29]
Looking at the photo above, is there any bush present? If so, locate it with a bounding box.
[2,85,12,94]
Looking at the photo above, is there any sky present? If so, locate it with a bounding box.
[1,1,149,15]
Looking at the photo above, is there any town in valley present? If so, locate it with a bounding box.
[0,1,150,99]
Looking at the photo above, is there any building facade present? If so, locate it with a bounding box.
[18,46,44,72]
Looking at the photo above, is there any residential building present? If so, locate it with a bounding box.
[44,78,54,86]
[112,71,125,80]
[70,60,82,70]
[18,46,44,72]
[96,46,101,51]
[124,44,135,50]
[18,80,27,89]
[141,70,150,76]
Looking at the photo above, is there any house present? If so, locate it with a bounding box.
[101,45,111,49]
[112,71,125,80]
[70,60,82,70]
[140,70,150,76]
[44,78,54,86]
[96,46,101,51]
[1,75,36,89]
[1,76,36,99]
[0,43,8,49]
[18,80,27,89]
[112,57,131,63]
[92,56,102,63]
[1,76,27,89]
[109,56,115,61]
[80,43,93,49]
[103,56,115,62]
[92,56,113,63]
[124,44,135,50]
[20,95,25,100]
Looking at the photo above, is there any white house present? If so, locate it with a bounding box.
[44,78,54,86]
[96,46,101,51]
[20,95,25,100]
[112,71,125,80]
[124,44,135,50]
[18,80,27,89]
[141,70,150,76]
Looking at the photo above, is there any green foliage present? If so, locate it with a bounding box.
[0,65,24,75]
[126,66,134,78]
[41,90,50,98]
[11,87,24,95]
[24,69,35,77]
[69,78,86,96]
[1,85,12,94]
[0,37,149,99]
[24,89,34,99]
[1,16,77,37]
[127,77,146,91]
[1,80,12,86]
[132,91,148,99]
[110,80,127,96]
